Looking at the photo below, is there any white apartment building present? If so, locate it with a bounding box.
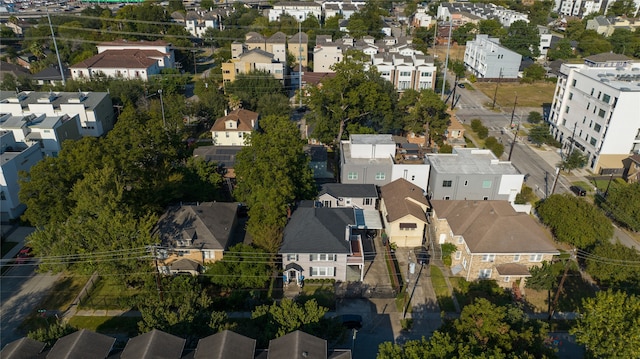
[437,3,528,27]
[464,35,522,79]
[0,113,81,158]
[548,54,640,173]
[96,40,175,69]
[268,1,322,22]
[538,26,553,59]
[184,11,221,38]
[0,91,115,137]
[371,53,436,92]
[313,35,343,72]
[0,131,43,221]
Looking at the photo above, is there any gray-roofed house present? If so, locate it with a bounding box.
[305,145,333,179]
[193,145,243,178]
[120,329,185,359]
[31,65,70,86]
[431,200,559,289]
[280,206,365,286]
[156,202,240,267]
[318,183,378,210]
[0,337,46,358]
[168,258,202,276]
[267,330,326,359]
[47,329,115,359]
[426,148,524,202]
[379,178,429,248]
[195,330,256,359]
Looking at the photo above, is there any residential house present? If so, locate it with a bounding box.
[586,15,612,36]
[431,200,560,288]
[70,50,161,81]
[121,329,186,359]
[313,35,344,72]
[289,32,309,68]
[371,53,436,92]
[0,61,31,83]
[548,53,640,173]
[31,65,70,86]
[168,258,202,276]
[445,115,466,148]
[437,2,528,27]
[280,205,365,284]
[96,39,175,69]
[305,144,333,179]
[267,330,326,359]
[222,49,285,84]
[0,112,82,157]
[340,134,430,192]
[0,90,116,137]
[538,26,553,59]
[268,1,322,22]
[47,329,115,359]
[426,148,524,202]
[0,338,46,358]
[210,109,259,146]
[245,32,267,52]
[379,178,429,248]
[193,145,243,178]
[195,330,257,359]
[184,10,221,38]
[464,34,522,80]
[0,131,43,221]
[412,7,434,27]
[318,183,378,210]
[622,154,640,183]
[156,202,240,267]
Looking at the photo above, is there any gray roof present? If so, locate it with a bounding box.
[193,145,243,169]
[32,65,70,81]
[121,329,185,359]
[0,91,111,113]
[169,258,201,272]
[157,202,239,250]
[279,207,354,254]
[350,134,394,145]
[47,329,115,359]
[319,184,378,198]
[267,32,287,44]
[0,337,46,358]
[195,330,256,359]
[584,52,631,63]
[305,145,327,162]
[426,148,519,175]
[267,331,326,359]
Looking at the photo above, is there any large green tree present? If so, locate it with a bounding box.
[234,115,316,252]
[584,240,640,286]
[224,71,286,112]
[205,244,272,289]
[536,194,613,248]
[560,149,588,173]
[501,20,540,58]
[528,123,551,147]
[478,19,507,38]
[547,38,575,60]
[607,0,638,16]
[403,89,450,147]
[570,290,640,358]
[452,23,476,45]
[600,182,640,232]
[577,30,612,56]
[308,51,398,145]
[346,1,385,39]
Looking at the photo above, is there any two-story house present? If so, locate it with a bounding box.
[318,183,378,210]
[0,112,81,158]
[280,205,365,285]
[268,1,322,22]
[222,49,286,85]
[380,178,429,248]
[210,109,259,146]
[431,200,559,289]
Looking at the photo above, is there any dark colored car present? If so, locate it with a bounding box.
[16,246,33,264]
[339,314,363,330]
[415,246,430,265]
[457,83,465,88]
[570,185,587,196]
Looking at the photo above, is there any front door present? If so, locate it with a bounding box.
[289,270,296,283]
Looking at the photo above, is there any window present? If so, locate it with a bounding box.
[513,254,520,262]
[214,132,218,137]
[347,172,358,180]
[411,175,415,181]
[590,88,594,95]
[481,254,495,262]
[483,196,489,200]
[602,93,610,103]
[421,72,432,77]
[529,254,543,262]
[375,172,386,180]
[239,132,243,138]
[323,200,331,207]
[590,137,597,146]
[455,251,462,260]
[364,198,372,206]
[444,196,450,200]
[399,223,417,230]
[568,92,573,100]
[462,258,467,268]
[594,123,601,132]
[482,180,492,188]
[442,180,452,187]
[479,269,492,279]
[565,106,570,114]
[464,180,468,186]
[310,254,336,261]
[598,109,606,118]
[0,191,5,200]
[572,79,576,86]
[226,132,230,138]
[310,267,335,276]
[286,254,298,261]
[400,71,411,76]
[503,276,511,282]
[586,103,590,110]
[457,237,463,244]
[597,91,601,99]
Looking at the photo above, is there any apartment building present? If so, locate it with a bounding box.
[372,53,436,92]
[268,1,322,22]
[464,35,522,79]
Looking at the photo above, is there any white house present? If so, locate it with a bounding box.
[0,113,81,158]
[268,1,322,22]
[464,34,522,79]
[211,109,259,146]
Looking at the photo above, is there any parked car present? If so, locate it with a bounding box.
[570,185,587,196]
[457,83,465,88]
[415,246,429,265]
[338,314,363,330]
[15,246,33,264]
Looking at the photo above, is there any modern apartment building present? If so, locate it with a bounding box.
[548,54,640,173]
[372,53,436,92]
[463,35,522,79]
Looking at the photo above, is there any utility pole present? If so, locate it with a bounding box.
[509,93,518,127]
[47,9,65,86]
[158,89,166,129]
[548,250,575,320]
[440,19,452,101]
[298,21,303,109]
[567,122,577,159]
[152,245,164,302]
[604,172,614,198]
[508,121,520,161]
[492,68,502,109]
[550,167,561,196]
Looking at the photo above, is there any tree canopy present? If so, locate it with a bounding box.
[583,240,640,287]
[402,89,450,147]
[570,290,640,358]
[501,20,540,58]
[205,244,272,289]
[535,194,613,248]
[223,71,287,113]
[560,149,588,173]
[600,182,640,232]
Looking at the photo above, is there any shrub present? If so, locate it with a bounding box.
[528,111,542,124]
[470,119,483,132]
[439,143,453,153]
[477,126,488,139]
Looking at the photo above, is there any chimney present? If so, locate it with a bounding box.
[224,109,228,116]
[251,119,255,128]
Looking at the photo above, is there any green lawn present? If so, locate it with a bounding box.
[68,316,140,337]
[430,266,456,312]
[79,278,145,310]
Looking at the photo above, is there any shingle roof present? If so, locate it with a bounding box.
[267,330,326,359]
[495,263,531,276]
[267,32,287,44]
[69,49,159,69]
[319,184,378,199]
[47,329,115,359]
[195,330,256,359]
[169,258,202,272]
[289,32,309,43]
[193,145,243,168]
[211,109,259,132]
[97,39,170,47]
[0,337,46,358]
[431,200,559,254]
[584,53,631,63]
[121,329,185,359]
[380,179,428,223]
[279,207,354,254]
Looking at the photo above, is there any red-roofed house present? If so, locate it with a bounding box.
[97,39,175,68]
[70,49,161,81]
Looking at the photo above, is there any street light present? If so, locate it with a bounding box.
[158,89,166,129]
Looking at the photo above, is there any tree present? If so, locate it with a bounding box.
[565,19,585,41]
[478,19,506,38]
[234,115,316,252]
[224,71,286,112]
[584,241,640,286]
[547,38,575,60]
[561,149,588,172]
[570,290,640,358]
[484,137,504,157]
[609,28,640,56]
[607,0,637,16]
[527,0,553,26]
[439,144,453,153]
[536,194,613,248]
[452,23,476,45]
[448,60,466,79]
[412,26,435,54]
[527,111,543,124]
[403,89,450,147]
[346,2,385,39]
[600,182,640,232]
[522,63,546,83]
[578,31,612,56]
[528,123,551,147]
[28,322,77,347]
[514,185,537,204]
[526,260,565,315]
[308,51,398,145]
[501,20,540,58]
[205,244,272,289]
[256,93,291,117]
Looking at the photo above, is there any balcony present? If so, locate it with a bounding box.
[347,234,364,265]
